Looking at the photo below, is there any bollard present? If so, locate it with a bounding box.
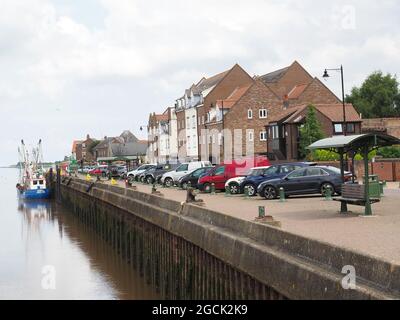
[125,179,129,188]
[86,174,92,182]
[211,183,216,195]
[244,186,250,200]
[225,186,231,197]
[324,185,333,201]
[258,206,266,218]
[379,182,384,197]
[187,181,192,190]
[111,178,117,186]
[279,187,286,202]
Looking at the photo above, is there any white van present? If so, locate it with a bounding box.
[160,161,212,187]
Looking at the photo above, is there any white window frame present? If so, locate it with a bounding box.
[260,131,267,141]
[247,109,253,119]
[259,109,268,119]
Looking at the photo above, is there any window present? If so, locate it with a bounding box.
[334,123,343,134]
[214,166,225,176]
[248,131,254,142]
[260,131,267,141]
[306,168,324,177]
[187,136,191,149]
[271,125,279,139]
[193,135,197,149]
[263,166,279,175]
[259,109,268,119]
[288,169,306,179]
[192,168,205,178]
[192,115,196,128]
[347,123,355,133]
[177,164,189,172]
[248,109,253,119]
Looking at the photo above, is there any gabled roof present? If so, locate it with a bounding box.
[268,104,362,125]
[196,69,230,93]
[93,137,114,150]
[260,66,290,83]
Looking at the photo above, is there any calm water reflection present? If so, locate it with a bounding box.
[0,169,159,300]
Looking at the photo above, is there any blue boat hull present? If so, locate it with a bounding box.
[19,188,51,200]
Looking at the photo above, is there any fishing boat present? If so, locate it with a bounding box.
[16,140,51,200]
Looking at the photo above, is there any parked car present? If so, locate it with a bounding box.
[142,164,181,184]
[239,162,316,197]
[127,164,157,181]
[89,165,108,177]
[178,167,214,189]
[107,165,127,178]
[225,166,270,195]
[257,166,353,200]
[198,156,270,193]
[160,161,212,187]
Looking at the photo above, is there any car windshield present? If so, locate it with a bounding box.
[249,169,265,176]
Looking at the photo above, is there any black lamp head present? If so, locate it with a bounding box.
[323,69,330,78]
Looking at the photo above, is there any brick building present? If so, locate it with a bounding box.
[266,104,362,160]
[74,134,96,162]
[362,118,400,139]
[204,79,282,163]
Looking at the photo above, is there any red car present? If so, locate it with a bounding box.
[89,166,108,176]
[198,156,270,192]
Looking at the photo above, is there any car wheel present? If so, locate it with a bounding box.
[164,178,174,188]
[321,182,335,196]
[203,183,212,193]
[146,176,154,184]
[228,182,240,195]
[263,186,277,200]
[244,183,256,197]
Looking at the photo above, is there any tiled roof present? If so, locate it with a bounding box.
[267,105,305,123]
[196,69,230,93]
[259,66,289,83]
[268,104,361,124]
[314,104,361,122]
[215,84,252,109]
[287,84,308,99]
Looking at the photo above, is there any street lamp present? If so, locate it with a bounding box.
[323,65,347,136]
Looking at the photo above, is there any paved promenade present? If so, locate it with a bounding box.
[84,175,400,264]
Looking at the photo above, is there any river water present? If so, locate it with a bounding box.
[0,168,159,300]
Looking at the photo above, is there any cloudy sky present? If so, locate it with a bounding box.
[0,0,399,165]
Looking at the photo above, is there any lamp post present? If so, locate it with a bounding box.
[323,65,347,136]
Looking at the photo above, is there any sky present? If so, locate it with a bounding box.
[0,0,399,165]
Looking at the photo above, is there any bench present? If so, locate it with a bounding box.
[333,184,380,207]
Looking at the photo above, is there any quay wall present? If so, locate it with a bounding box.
[59,177,400,300]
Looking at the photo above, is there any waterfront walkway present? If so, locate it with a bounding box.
[84,176,400,264]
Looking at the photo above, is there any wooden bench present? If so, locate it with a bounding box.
[333,184,380,207]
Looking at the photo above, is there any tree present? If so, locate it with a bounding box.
[346,71,400,118]
[298,105,325,159]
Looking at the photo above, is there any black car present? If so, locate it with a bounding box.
[142,164,181,184]
[239,162,316,196]
[178,167,214,189]
[257,166,353,200]
[108,165,126,178]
